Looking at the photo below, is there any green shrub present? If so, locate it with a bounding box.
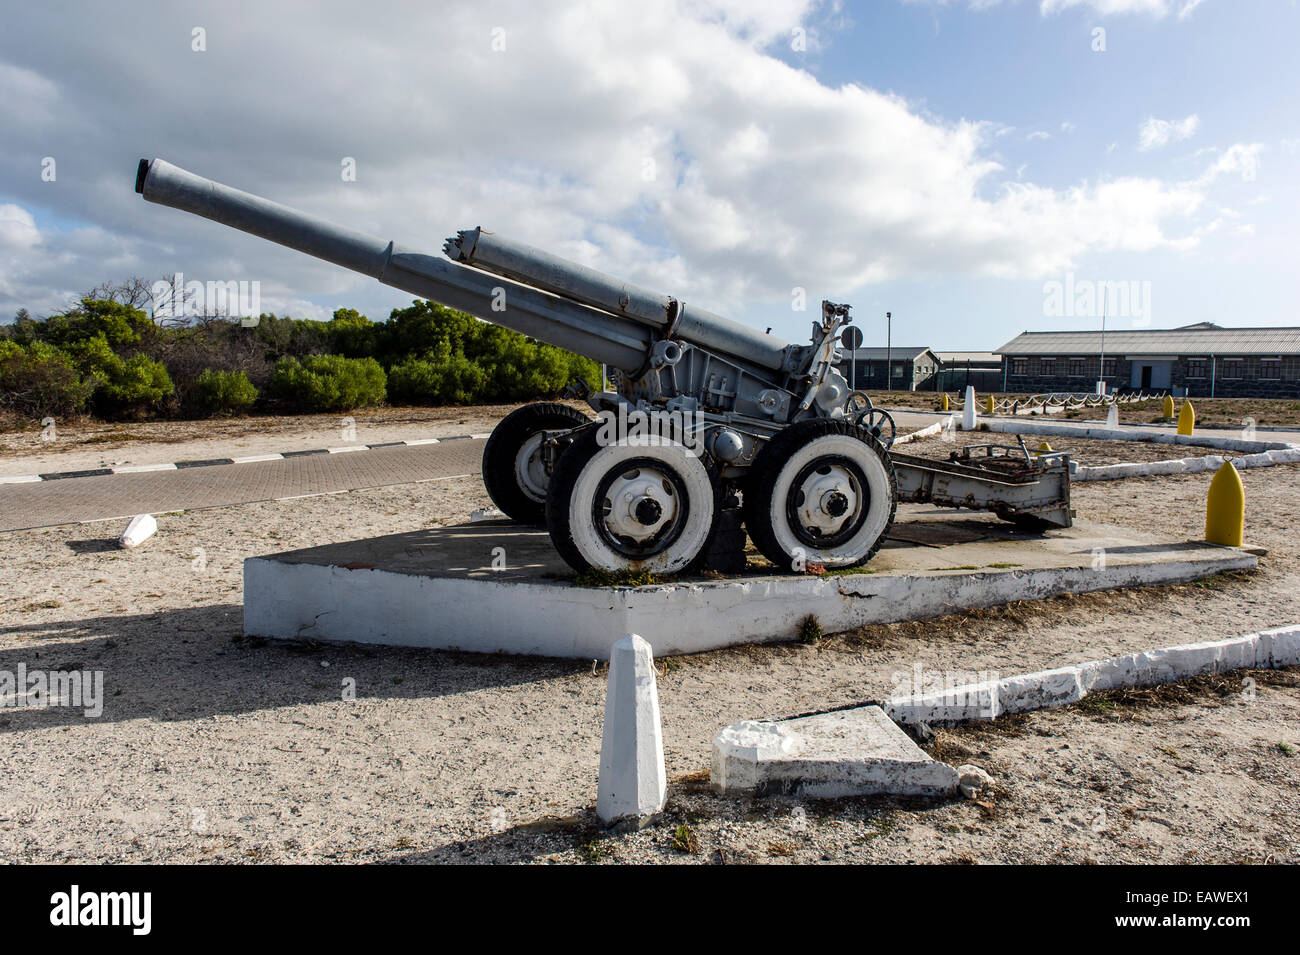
[0,343,97,419]
[64,334,173,415]
[388,352,488,405]
[195,369,259,415]
[268,354,386,411]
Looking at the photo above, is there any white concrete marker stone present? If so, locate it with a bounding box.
[962,385,977,431]
[118,513,157,549]
[596,634,666,828]
[711,707,959,798]
[1106,403,1119,429]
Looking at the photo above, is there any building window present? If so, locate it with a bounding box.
[1101,358,1116,377]
[1222,359,1243,379]
[1187,359,1207,379]
[1068,358,1086,377]
[893,363,905,378]
[1011,359,1028,376]
[1040,358,1056,375]
[1260,359,1281,380]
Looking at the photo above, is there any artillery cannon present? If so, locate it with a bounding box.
[135,158,1071,575]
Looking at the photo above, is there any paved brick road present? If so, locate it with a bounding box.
[0,439,485,532]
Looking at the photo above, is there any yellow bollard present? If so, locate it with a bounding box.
[1205,460,1244,547]
[941,393,950,411]
[1177,400,1195,436]
[1162,394,1175,419]
[985,395,995,414]
[1037,440,1053,452]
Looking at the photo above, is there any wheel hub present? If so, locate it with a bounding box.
[514,432,551,502]
[790,462,863,541]
[601,467,680,546]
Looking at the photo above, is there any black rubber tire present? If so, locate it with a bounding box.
[545,427,721,575]
[482,402,590,525]
[743,418,897,572]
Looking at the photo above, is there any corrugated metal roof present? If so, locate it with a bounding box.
[995,327,1300,357]
[843,347,934,361]
[935,351,1000,365]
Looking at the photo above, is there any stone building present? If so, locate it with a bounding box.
[994,323,1300,397]
[838,347,942,391]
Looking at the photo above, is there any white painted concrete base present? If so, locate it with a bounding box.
[597,634,667,827]
[242,517,1258,659]
[884,624,1300,725]
[711,707,959,798]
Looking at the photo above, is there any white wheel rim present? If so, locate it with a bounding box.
[567,437,714,573]
[768,434,891,568]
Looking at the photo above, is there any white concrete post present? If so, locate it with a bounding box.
[962,385,977,431]
[1106,403,1119,429]
[596,633,666,828]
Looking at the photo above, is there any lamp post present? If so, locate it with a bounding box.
[885,311,892,392]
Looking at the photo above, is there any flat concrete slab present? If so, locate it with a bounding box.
[242,507,1258,658]
[710,707,959,798]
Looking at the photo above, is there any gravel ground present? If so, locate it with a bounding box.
[0,417,1297,864]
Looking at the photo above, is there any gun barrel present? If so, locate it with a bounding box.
[135,158,653,371]
[448,227,791,373]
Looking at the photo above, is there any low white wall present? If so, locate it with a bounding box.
[971,418,1294,454]
[1073,446,1300,482]
[883,624,1300,725]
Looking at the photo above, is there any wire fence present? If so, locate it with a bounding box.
[951,391,1167,414]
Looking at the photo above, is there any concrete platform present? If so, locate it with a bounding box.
[242,506,1259,658]
[711,707,959,798]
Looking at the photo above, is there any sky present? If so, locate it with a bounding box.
[0,0,1296,352]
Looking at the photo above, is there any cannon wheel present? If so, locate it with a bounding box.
[545,427,720,575]
[744,419,896,572]
[483,402,591,525]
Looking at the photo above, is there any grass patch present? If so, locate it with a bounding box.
[855,813,898,843]
[570,567,663,588]
[929,565,980,571]
[671,823,701,854]
[798,614,823,644]
[577,836,612,863]
[822,565,876,577]
[985,562,1023,569]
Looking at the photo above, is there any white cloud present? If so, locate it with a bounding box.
[0,0,1252,329]
[1040,0,1176,15]
[0,204,40,252]
[1138,113,1200,151]
[1195,143,1263,184]
[908,0,1206,16]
